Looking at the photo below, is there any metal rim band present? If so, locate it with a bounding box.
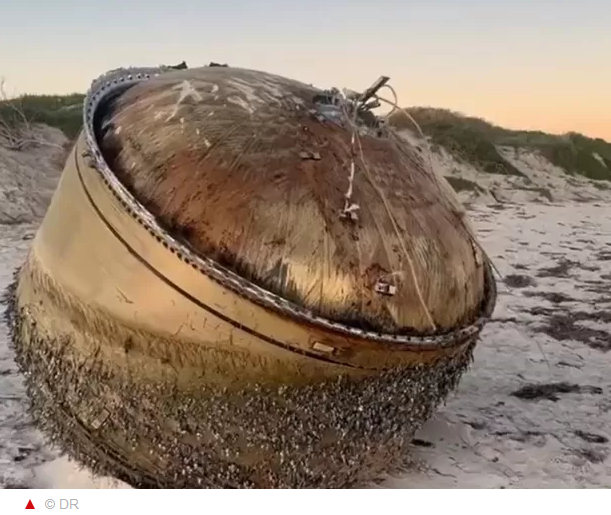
[81,66,497,348]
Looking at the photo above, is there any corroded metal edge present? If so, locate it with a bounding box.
[82,66,498,348]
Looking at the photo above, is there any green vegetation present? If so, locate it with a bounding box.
[2,92,610,184]
[391,108,525,177]
[0,93,84,140]
[389,107,611,182]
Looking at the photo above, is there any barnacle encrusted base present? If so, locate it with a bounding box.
[4,271,476,489]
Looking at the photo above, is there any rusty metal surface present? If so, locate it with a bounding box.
[20,134,482,385]
[85,66,495,339]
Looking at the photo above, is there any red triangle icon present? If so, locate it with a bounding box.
[25,500,35,509]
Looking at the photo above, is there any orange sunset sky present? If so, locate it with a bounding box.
[1,0,609,141]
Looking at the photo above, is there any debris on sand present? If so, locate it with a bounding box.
[511,382,603,402]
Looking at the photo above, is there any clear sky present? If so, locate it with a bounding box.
[1,0,609,140]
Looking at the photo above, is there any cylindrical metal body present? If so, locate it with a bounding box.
[6,66,496,488]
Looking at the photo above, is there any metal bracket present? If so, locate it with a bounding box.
[374,281,397,296]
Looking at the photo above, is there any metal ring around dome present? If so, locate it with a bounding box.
[81,66,497,348]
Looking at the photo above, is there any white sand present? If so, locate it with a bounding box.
[1,201,610,489]
[0,125,67,225]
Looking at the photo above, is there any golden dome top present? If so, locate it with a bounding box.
[97,66,487,335]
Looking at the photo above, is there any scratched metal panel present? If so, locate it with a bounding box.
[99,67,488,335]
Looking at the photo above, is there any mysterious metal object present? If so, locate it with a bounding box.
[6,65,497,488]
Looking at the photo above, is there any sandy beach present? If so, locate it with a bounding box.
[1,201,609,489]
